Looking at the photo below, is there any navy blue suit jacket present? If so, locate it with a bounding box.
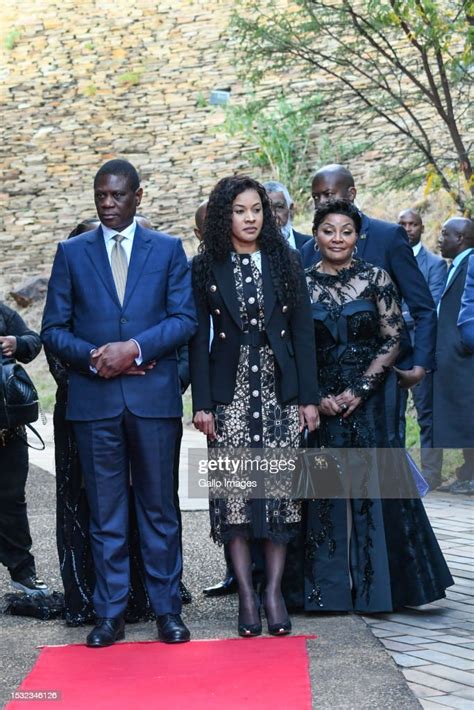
[41,224,197,421]
[293,229,312,252]
[434,250,474,448]
[458,253,474,353]
[301,213,437,369]
[402,244,447,331]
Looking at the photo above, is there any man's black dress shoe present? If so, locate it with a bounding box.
[156,613,190,643]
[179,581,193,605]
[86,618,125,647]
[451,480,474,495]
[202,574,238,597]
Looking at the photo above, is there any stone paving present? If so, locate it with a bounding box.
[362,495,474,710]
[24,419,474,709]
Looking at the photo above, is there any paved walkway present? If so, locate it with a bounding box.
[363,495,474,710]
[22,417,474,709]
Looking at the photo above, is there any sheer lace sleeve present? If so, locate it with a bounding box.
[45,347,68,390]
[351,268,402,399]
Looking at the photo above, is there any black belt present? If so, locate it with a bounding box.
[239,331,267,347]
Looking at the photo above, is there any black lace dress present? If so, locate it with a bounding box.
[46,352,155,625]
[283,259,453,612]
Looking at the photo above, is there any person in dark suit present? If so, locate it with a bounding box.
[458,253,474,352]
[300,165,437,447]
[397,209,447,489]
[263,181,312,252]
[434,218,474,495]
[41,159,197,646]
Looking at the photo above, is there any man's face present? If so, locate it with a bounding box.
[439,221,461,259]
[398,212,424,246]
[311,175,356,207]
[267,190,292,227]
[94,174,142,232]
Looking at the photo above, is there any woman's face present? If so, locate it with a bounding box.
[230,189,264,253]
[315,212,358,266]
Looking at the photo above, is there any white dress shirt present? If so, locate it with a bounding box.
[90,218,142,367]
[101,219,136,265]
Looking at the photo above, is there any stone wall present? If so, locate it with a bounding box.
[0,0,459,297]
[1,0,292,295]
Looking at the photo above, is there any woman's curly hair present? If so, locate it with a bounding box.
[193,175,302,307]
[312,198,362,234]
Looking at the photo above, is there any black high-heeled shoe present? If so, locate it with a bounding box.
[263,593,292,636]
[238,593,262,638]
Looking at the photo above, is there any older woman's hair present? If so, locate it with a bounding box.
[313,199,362,234]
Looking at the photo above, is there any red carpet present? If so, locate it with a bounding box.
[7,636,315,709]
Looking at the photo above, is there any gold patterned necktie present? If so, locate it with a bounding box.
[111,234,128,305]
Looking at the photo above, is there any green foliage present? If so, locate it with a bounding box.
[317,137,375,166]
[5,28,21,50]
[221,95,318,200]
[84,41,94,51]
[117,71,141,86]
[196,92,208,108]
[84,84,97,97]
[231,0,472,210]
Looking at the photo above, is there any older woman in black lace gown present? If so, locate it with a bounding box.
[284,200,453,612]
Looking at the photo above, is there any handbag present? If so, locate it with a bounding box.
[291,427,344,499]
[0,350,39,429]
[406,450,429,498]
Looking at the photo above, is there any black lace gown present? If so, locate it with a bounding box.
[283,260,453,613]
[46,352,154,625]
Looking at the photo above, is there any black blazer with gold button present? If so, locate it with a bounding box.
[189,250,319,412]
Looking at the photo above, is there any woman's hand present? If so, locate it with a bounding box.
[0,336,17,357]
[193,410,216,441]
[334,389,362,418]
[298,404,320,432]
[317,395,342,417]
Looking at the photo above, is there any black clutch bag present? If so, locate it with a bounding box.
[291,427,344,500]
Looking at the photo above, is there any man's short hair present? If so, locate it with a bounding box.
[94,159,140,191]
[263,180,293,209]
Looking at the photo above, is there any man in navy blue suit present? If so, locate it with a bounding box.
[263,181,312,252]
[397,209,447,489]
[301,165,437,447]
[458,253,474,352]
[435,218,474,495]
[42,160,197,646]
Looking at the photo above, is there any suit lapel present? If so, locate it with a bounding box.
[357,213,370,260]
[261,251,277,325]
[84,227,120,306]
[212,256,242,328]
[122,224,152,308]
[417,245,427,279]
[443,251,472,298]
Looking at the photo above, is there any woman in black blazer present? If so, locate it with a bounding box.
[190,176,319,637]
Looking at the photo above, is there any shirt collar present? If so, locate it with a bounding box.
[452,247,473,269]
[101,218,137,243]
[412,242,422,257]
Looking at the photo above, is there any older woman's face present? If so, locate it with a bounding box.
[231,189,264,253]
[315,213,358,265]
